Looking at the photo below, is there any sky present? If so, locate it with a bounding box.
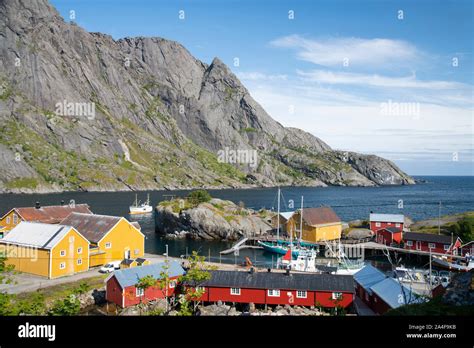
[51,0,473,176]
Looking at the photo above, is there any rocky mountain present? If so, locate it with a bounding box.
[0,0,414,193]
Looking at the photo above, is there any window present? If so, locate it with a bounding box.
[6,217,10,224]
[365,293,369,301]
[77,247,82,254]
[296,290,307,298]
[134,249,140,255]
[375,222,381,227]
[169,280,176,289]
[428,243,436,249]
[13,214,18,224]
[444,244,450,251]
[374,296,378,303]
[77,258,82,265]
[105,242,112,249]
[59,262,66,269]
[60,250,66,257]
[136,288,144,297]
[395,223,400,227]
[230,288,241,295]
[406,241,413,247]
[332,292,343,300]
[196,286,205,292]
[267,289,280,297]
[69,236,75,243]
[387,222,392,225]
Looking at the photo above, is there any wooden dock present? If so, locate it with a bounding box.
[220,235,465,260]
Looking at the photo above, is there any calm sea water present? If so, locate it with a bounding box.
[0,176,472,266]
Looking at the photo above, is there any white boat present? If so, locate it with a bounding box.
[432,255,474,272]
[129,194,153,215]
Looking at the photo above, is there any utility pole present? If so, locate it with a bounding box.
[438,201,441,235]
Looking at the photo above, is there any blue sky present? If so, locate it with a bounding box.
[51,0,473,175]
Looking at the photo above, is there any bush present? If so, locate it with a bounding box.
[49,294,81,316]
[187,190,212,205]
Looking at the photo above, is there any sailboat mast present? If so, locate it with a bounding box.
[299,196,304,243]
[277,187,280,240]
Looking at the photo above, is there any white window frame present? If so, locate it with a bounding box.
[332,292,343,300]
[444,244,450,251]
[136,288,144,297]
[196,286,205,292]
[134,248,139,255]
[60,250,66,257]
[296,290,307,298]
[6,216,10,224]
[230,288,241,295]
[59,262,66,270]
[13,214,18,224]
[267,289,280,297]
[375,222,381,227]
[77,247,82,254]
[69,236,75,243]
[105,242,112,249]
[406,241,413,247]
[395,223,400,227]
[77,258,82,265]
[169,280,177,289]
[428,243,436,249]
[387,222,392,226]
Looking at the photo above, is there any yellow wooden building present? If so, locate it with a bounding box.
[288,207,342,242]
[0,203,93,232]
[60,213,145,267]
[0,222,90,279]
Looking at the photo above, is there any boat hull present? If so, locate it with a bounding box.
[432,256,473,272]
[129,206,153,214]
[258,241,299,257]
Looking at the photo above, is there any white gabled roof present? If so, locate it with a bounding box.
[1,221,75,249]
[369,213,404,223]
[279,212,294,220]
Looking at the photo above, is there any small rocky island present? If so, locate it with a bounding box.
[155,190,272,240]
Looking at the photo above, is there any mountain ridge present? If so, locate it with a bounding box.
[0,0,414,193]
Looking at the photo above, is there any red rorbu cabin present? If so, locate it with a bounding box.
[375,227,403,246]
[105,261,185,308]
[191,269,355,309]
[403,232,462,254]
[369,213,404,234]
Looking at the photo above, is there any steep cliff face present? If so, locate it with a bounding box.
[0,0,414,193]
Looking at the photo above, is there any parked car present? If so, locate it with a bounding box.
[99,260,121,273]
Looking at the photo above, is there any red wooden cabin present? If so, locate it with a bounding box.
[369,213,404,234]
[105,261,185,308]
[403,232,462,254]
[375,227,402,246]
[190,269,354,309]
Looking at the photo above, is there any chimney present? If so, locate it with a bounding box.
[35,201,41,209]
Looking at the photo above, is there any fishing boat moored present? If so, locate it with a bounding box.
[129,193,153,215]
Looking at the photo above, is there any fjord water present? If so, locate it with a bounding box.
[0,176,472,264]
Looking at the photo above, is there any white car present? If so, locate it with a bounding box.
[99,261,121,273]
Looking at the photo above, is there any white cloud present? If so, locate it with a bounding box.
[236,72,287,81]
[297,70,464,90]
[270,35,421,68]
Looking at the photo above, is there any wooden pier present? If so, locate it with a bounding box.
[221,235,465,260]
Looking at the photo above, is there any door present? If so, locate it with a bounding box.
[416,241,421,250]
[124,249,130,259]
[378,234,384,244]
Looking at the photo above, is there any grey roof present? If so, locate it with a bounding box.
[403,232,454,244]
[353,264,387,294]
[382,227,402,233]
[0,221,82,249]
[121,259,135,265]
[110,261,185,289]
[60,212,123,243]
[200,270,354,293]
[370,213,404,223]
[369,277,425,308]
[136,258,147,264]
